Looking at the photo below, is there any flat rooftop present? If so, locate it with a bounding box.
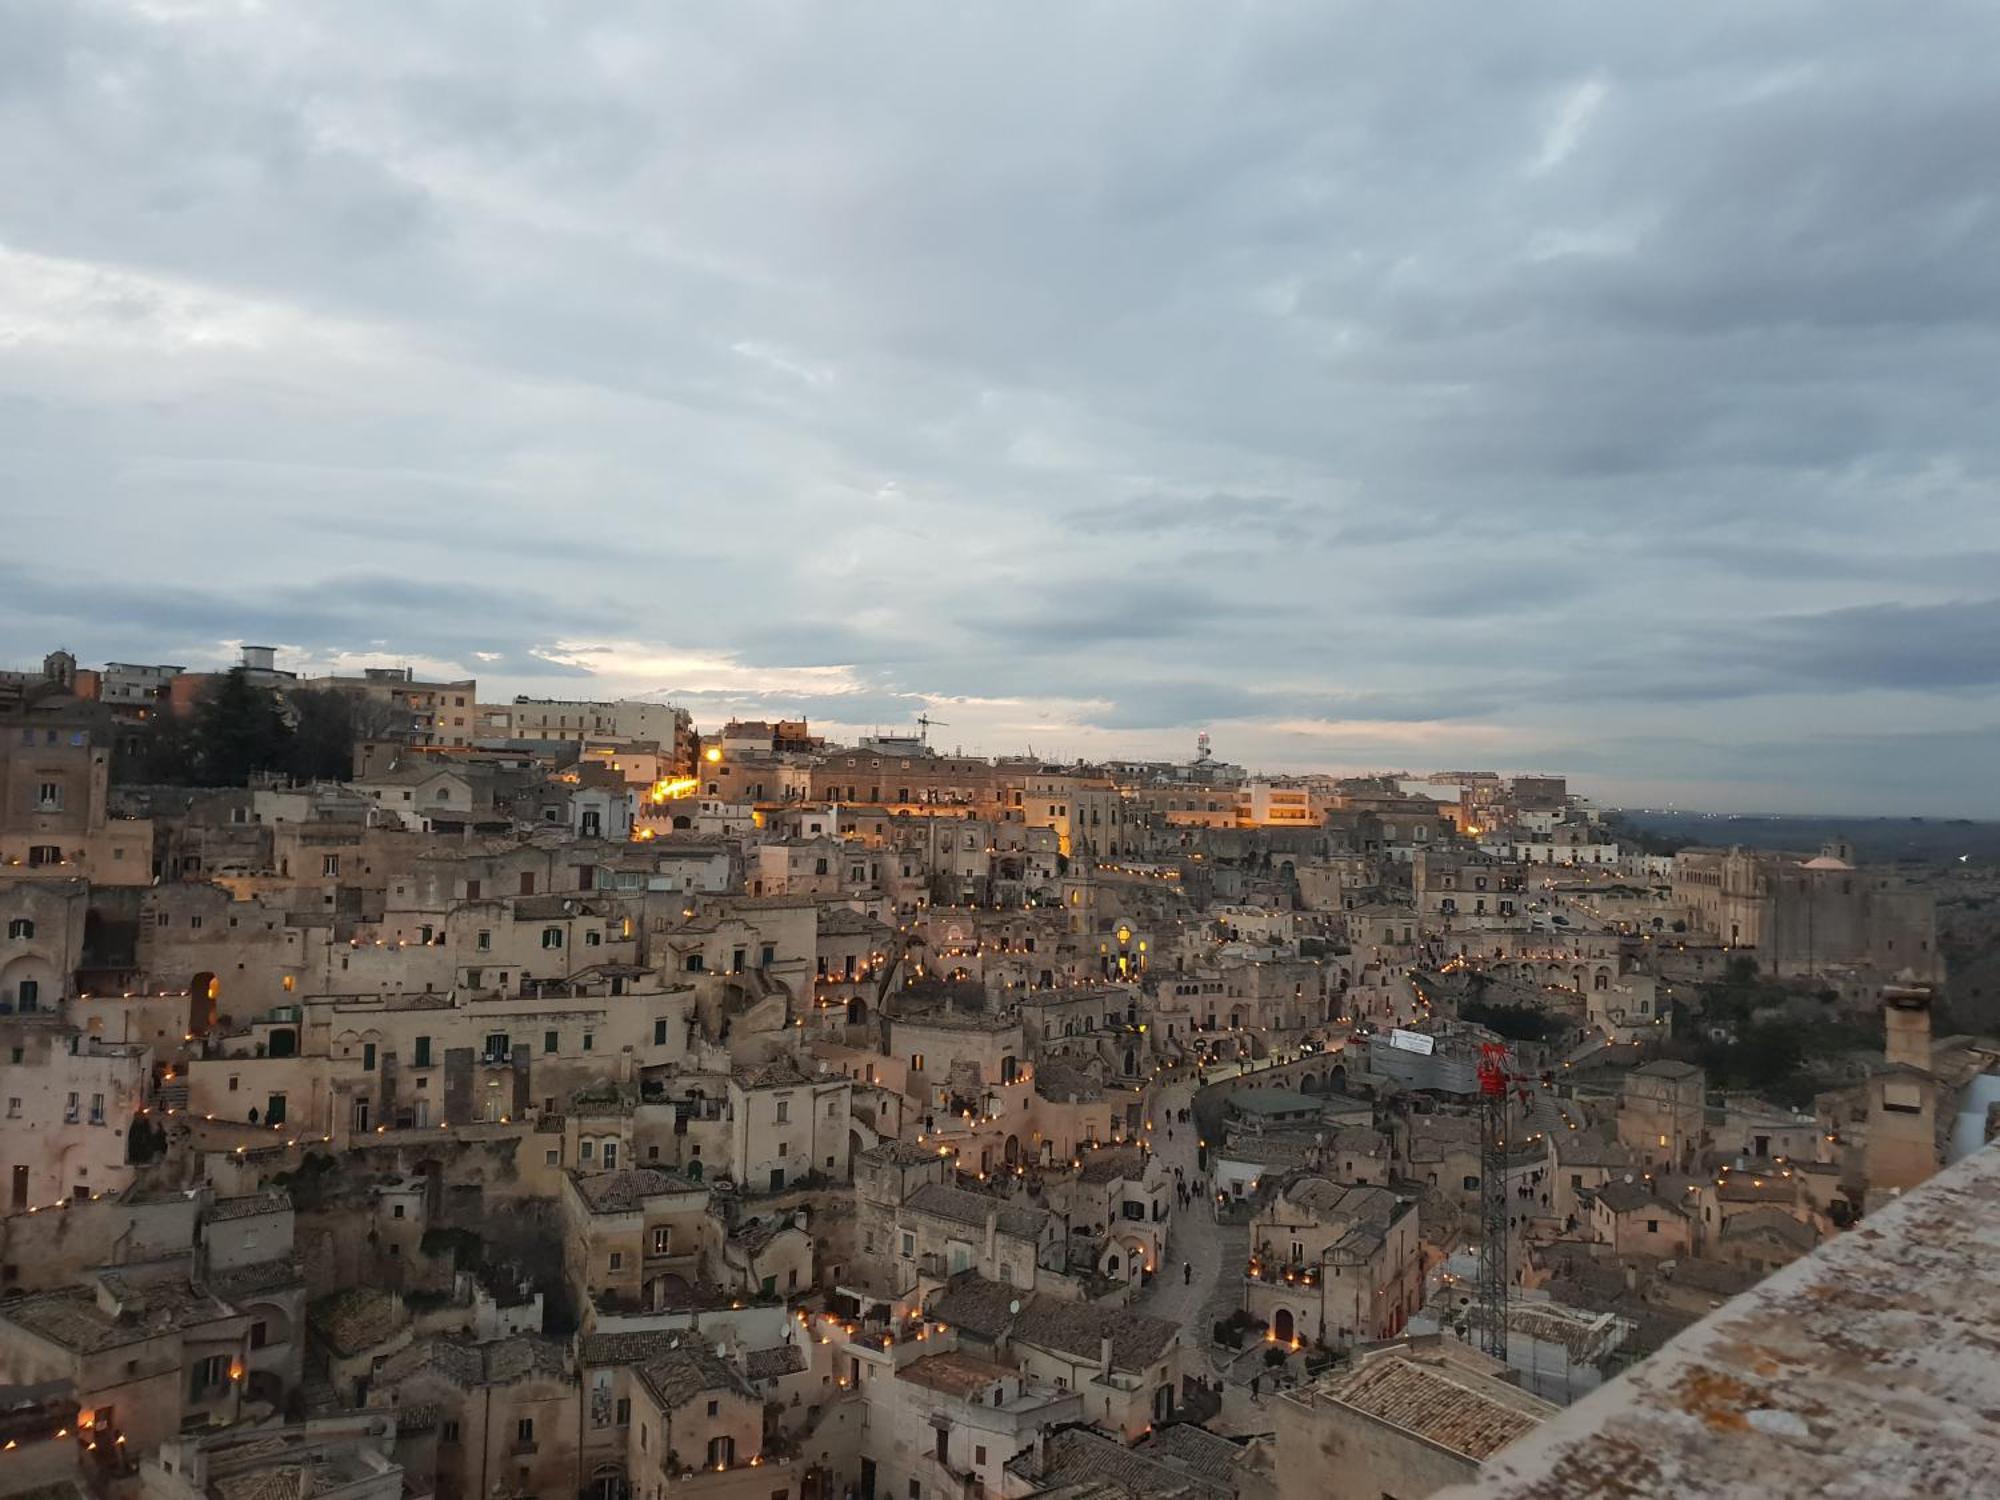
[1441,1142,2000,1498]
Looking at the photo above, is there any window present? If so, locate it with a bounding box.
[517,1417,535,1444]
[585,929,602,947]
[776,1100,790,1124]
[191,1353,229,1394]
[250,1320,268,1349]
[707,1400,720,1418]
[609,1251,623,1271]
[653,1227,671,1253]
[542,926,564,949]
[901,1232,915,1258]
[322,854,340,877]
[615,1396,630,1424]
[654,1019,668,1046]
[520,872,536,895]
[910,1053,925,1073]
[5,919,30,940]
[543,1030,559,1054]
[362,1043,377,1071]
[761,943,775,967]
[89,1093,103,1124]
[583,1032,594,1052]
[415,1036,432,1067]
[1646,1219,1660,1233]
[1883,1081,1925,1115]
[476,928,492,952]
[975,1445,987,1466]
[936,1428,949,1462]
[602,1141,618,1169]
[5,1099,17,1119]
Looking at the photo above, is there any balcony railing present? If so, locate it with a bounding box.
[1246,1260,1322,1288]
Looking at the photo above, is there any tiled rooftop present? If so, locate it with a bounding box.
[1317,1342,1557,1461]
[905,1182,1051,1241]
[208,1189,293,1221]
[571,1167,704,1212]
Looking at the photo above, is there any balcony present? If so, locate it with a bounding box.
[1246,1259,1321,1289]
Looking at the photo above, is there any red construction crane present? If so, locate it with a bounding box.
[1476,1041,1533,1363]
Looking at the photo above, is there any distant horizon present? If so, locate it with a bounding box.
[20,635,2000,825]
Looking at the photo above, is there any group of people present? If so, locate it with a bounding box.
[1171,1161,1210,1217]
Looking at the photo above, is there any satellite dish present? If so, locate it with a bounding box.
[1622,1173,1635,1184]
[1008,1299,1021,1315]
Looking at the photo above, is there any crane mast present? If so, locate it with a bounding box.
[1476,1041,1513,1363]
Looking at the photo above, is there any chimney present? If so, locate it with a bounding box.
[1884,986,1933,1071]
[984,1210,998,1265]
[1099,1335,1114,1376]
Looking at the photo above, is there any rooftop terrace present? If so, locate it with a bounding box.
[1441,1141,2000,1499]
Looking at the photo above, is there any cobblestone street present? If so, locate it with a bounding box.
[1136,1078,1247,1360]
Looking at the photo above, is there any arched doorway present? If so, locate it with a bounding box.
[1003,1135,1019,1165]
[190,972,220,1033]
[1273,1307,1295,1343]
[847,997,869,1025]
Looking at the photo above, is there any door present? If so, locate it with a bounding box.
[770,1168,785,1192]
[11,1165,26,1211]
[859,1459,877,1500]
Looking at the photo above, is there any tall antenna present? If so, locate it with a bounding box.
[1477,1041,1514,1364]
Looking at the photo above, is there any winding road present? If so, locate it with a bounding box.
[1136,1076,1247,1346]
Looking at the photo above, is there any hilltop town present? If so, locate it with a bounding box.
[0,646,1984,1500]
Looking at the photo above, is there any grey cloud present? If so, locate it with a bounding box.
[3,2,1999,813]
[965,581,1291,650]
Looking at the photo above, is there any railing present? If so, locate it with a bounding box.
[1246,1260,1322,1288]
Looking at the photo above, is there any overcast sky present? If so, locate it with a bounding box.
[3,3,1997,816]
